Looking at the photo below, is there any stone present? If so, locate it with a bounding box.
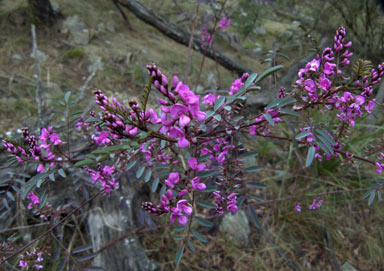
[62,15,90,45]
[11,54,22,63]
[341,262,358,271]
[219,210,250,247]
[87,54,104,73]
[30,50,48,62]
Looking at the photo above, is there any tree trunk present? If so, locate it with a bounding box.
[121,0,251,76]
[28,0,57,25]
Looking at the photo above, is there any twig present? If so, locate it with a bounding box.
[0,222,49,234]
[74,71,96,106]
[184,3,200,84]
[31,24,43,130]
[1,190,103,264]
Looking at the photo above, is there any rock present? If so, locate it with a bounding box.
[51,1,61,13]
[30,50,48,62]
[97,21,115,33]
[219,210,250,247]
[11,54,23,63]
[87,54,104,73]
[254,26,266,35]
[341,262,358,271]
[62,15,90,45]
[207,72,217,90]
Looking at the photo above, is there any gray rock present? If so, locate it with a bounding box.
[254,26,266,35]
[219,210,250,247]
[51,1,61,13]
[341,262,358,271]
[11,54,22,63]
[62,15,90,45]
[87,54,104,73]
[30,50,48,62]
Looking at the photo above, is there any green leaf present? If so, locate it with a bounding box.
[187,240,195,252]
[247,182,266,188]
[245,166,262,173]
[197,201,216,209]
[255,65,283,83]
[92,144,131,154]
[126,160,137,170]
[144,169,152,183]
[195,216,213,227]
[175,245,185,266]
[64,91,71,104]
[85,117,101,123]
[278,108,300,117]
[263,113,275,126]
[266,97,296,110]
[136,166,145,179]
[74,159,97,168]
[214,96,226,112]
[213,114,222,121]
[246,86,261,93]
[58,169,66,178]
[248,205,262,229]
[316,129,336,145]
[152,177,159,193]
[244,72,258,89]
[197,170,217,178]
[249,195,265,202]
[191,229,208,243]
[295,131,312,140]
[6,191,15,201]
[174,226,186,232]
[305,146,316,167]
[317,135,334,155]
[197,154,211,162]
[201,185,218,193]
[368,191,376,206]
[39,191,48,208]
[241,152,258,158]
[173,236,184,241]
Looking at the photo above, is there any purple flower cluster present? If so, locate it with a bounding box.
[18,248,47,270]
[229,73,249,95]
[84,164,118,194]
[27,192,40,210]
[3,127,62,173]
[213,191,238,215]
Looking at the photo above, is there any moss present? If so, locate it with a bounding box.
[64,49,86,59]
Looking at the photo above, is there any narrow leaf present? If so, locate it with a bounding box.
[187,240,195,252]
[126,160,137,170]
[191,229,208,243]
[368,191,376,206]
[64,91,71,104]
[175,245,185,266]
[248,205,262,229]
[255,65,283,83]
[195,216,213,227]
[74,159,97,168]
[198,170,218,178]
[245,166,262,173]
[241,151,258,158]
[244,72,258,89]
[305,146,316,167]
[247,182,266,188]
[197,201,216,209]
[58,169,66,178]
[72,244,93,254]
[263,113,275,126]
[152,177,159,193]
[279,108,300,117]
[144,169,152,183]
[213,96,226,112]
[77,253,97,262]
[136,166,145,179]
[295,131,312,140]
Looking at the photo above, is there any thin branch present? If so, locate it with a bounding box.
[31,24,43,129]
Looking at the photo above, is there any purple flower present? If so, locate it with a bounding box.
[187,157,206,171]
[165,172,180,188]
[191,176,206,191]
[218,17,231,32]
[304,79,316,93]
[203,93,217,105]
[309,199,323,210]
[19,260,28,268]
[294,202,302,212]
[93,131,111,145]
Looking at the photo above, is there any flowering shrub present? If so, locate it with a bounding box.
[1,26,384,268]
